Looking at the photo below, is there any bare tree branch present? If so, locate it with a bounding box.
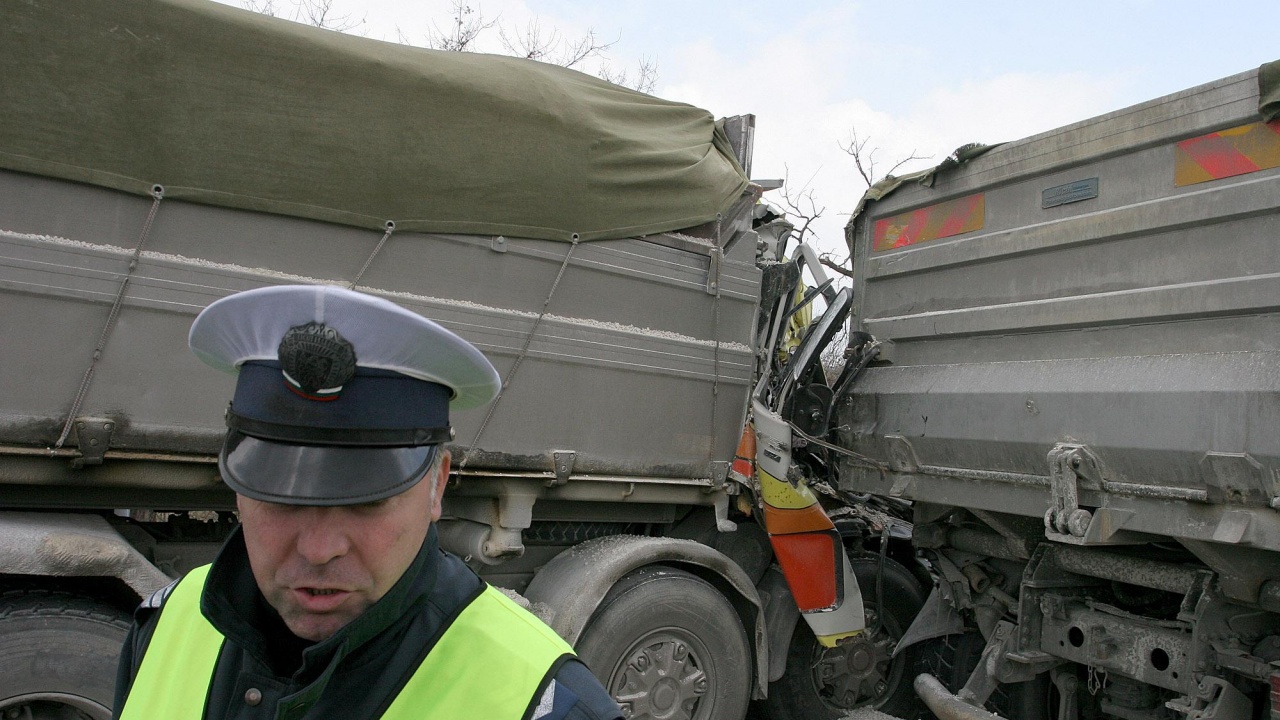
[247,2,660,94]
[838,127,930,188]
[245,0,363,33]
[416,5,656,92]
[243,0,280,16]
[498,21,614,69]
[555,28,613,68]
[818,256,855,279]
[776,165,825,246]
[422,1,499,53]
[498,19,555,61]
[499,22,656,91]
[598,57,658,93]
[838,128,875,187]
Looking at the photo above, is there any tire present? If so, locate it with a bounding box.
[755,555,928,720]
[0,590,132,720]
[576,565,752,720]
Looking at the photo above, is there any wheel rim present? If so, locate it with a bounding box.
[608,629,711,720]
[809,609,904,710]
[0,693,112,720]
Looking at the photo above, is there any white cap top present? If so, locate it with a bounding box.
[189,284,500,410]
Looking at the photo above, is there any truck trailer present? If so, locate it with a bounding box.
[0,2,895,720]
[839,59,1280,720]
[8,3,1276,720]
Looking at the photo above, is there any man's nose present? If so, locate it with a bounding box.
[295,515,351,565]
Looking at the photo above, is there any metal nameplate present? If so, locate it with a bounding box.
[1042,178,1099,208]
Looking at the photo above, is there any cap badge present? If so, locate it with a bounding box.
[277,322,357,401]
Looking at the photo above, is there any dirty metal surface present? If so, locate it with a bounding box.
[840,67,1280,546]
[0,169,762,491]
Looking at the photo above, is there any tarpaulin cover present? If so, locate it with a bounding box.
[1260,59,1280,123]
[0,0,748,241]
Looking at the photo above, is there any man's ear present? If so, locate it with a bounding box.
[429,450,451,522]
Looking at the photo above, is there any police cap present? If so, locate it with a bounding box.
[189,285,499,505]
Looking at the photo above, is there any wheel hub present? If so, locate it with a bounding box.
[0,693,110,720]
[611,636,708,720]
[812,614,897,709]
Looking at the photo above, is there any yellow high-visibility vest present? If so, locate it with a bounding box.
[119,564,574,719]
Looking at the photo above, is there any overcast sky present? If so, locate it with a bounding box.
[233,0,1279,260]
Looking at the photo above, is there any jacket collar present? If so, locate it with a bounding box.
[200,522,441,680]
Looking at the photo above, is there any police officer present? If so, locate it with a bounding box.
[112,284,623,720]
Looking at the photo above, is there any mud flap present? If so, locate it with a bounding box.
[895,585,966,657]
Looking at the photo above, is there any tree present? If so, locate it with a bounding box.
[410,2,495,52]
[780,130,929,379]
[776,165,825,255]
[838,127,929,190]
[243,0,364,33]
[406,2,657,93]
[245,1,656,93]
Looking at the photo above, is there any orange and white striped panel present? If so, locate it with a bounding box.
[872,193,984,252]
[1175,119,1280,186]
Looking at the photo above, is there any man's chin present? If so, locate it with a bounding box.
[274,590,365,641]
[282,613,351,642]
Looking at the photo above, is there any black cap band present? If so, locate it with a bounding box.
[219,360,454,505]
[231,361,452,438]
[226,412,452,447]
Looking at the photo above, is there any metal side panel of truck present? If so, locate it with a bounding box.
[0,169,759,493]
[840,63,1280,719]
[0,3,839,719]
[0,146,778,718]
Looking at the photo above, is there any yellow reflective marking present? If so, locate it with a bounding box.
[757,468,818,509]
[815,629,863,648]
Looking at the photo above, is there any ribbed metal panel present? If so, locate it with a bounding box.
[840,68,1280,544]
[0,170,760,481]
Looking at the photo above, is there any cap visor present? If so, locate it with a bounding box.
[219,431,438,506]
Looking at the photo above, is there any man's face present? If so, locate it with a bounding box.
[236,453,450,642]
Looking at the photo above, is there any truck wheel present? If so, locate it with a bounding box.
[757,556,927,720]
[0,590,132,720]
[575,565,751,720]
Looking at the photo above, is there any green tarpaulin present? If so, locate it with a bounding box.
[0,0,748,241]
[1260,59,1280,123]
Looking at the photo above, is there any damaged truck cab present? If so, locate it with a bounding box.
[0,3,897,720]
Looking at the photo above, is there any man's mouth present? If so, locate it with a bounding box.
[292,587,353,612]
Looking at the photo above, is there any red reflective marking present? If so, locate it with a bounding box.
[1178,133,1261,179]
[872,217,896,250]
[770,532,838,611]
[730,425,755,479]
[763,503,836,534]
[938,194,979,237]
[920,207,949,241]
[872,193,985,251]
[889,208,926,248]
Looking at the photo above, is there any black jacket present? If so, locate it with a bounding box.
[112,525,622,720]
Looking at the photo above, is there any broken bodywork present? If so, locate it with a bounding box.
[841,61,1280,719]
